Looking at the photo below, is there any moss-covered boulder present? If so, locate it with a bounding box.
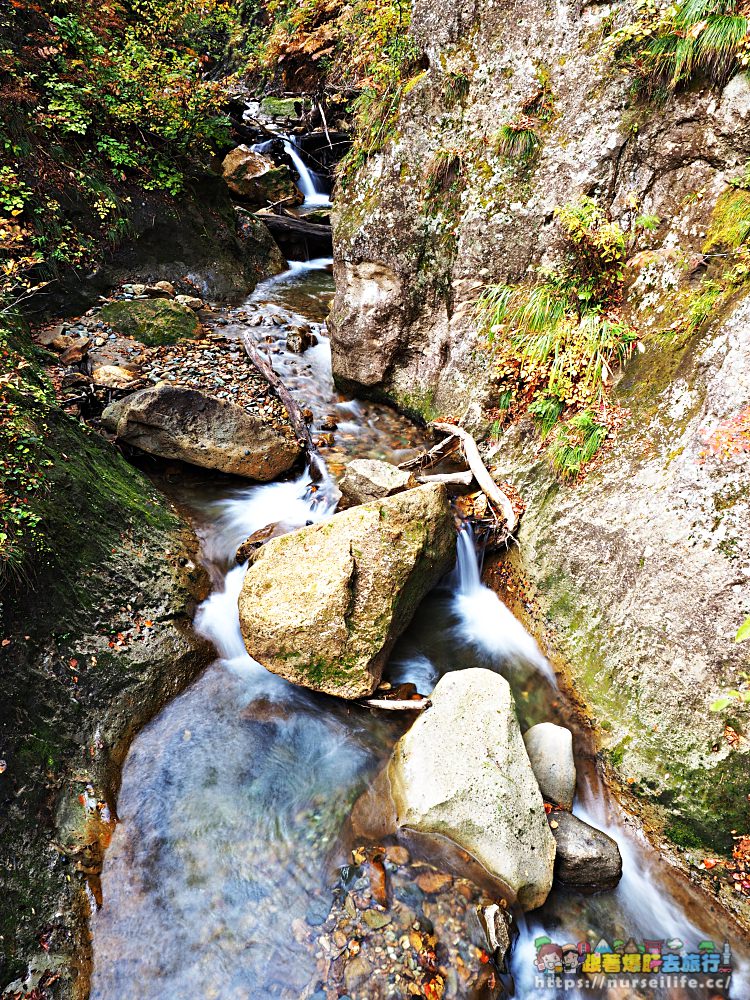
[100,298,200,345]
[238,483,456,698]
[221,146,302,207]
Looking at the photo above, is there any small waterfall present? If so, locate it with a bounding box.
[452,524,556,682]
[283,139,331,207]
[250,134,331,208]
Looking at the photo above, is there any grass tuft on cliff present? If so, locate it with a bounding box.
[610,0,750,94]
[477,197,653,475]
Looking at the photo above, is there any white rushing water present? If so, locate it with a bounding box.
[252,135,331,207]
[452,526,557,684]
[89,260,748,1000]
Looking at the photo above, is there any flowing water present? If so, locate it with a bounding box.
[252,136,331,209]
[89,260,749,999]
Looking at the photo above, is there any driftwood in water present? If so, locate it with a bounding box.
[254,211,332,257]
[361,697,430,711]
[398,434,461,472]
[432,422,518,535]
[241,332,323,480]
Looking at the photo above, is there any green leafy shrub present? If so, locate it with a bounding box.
[0,0,236,302]
[549,410,608,479]
[0,321,55,585]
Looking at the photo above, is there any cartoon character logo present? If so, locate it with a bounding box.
[561,944,579,973]
[534,936,563,973]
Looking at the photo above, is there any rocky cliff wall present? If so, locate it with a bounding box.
[330,0,750,853]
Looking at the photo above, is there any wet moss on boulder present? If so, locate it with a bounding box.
[0,325,212,997]
[100,298,201,346]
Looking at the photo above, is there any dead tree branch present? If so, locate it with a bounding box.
[242,332,324,481]
[432,422,518,534]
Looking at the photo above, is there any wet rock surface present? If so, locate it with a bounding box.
[222,145,303,207]
[238,484,456,698]
[339,458,417,508]
[549,811,623,894]
[523,722,576,811]
[101,383,302,480]
[367,669,556,911]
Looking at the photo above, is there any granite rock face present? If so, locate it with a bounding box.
[329,0,750,851]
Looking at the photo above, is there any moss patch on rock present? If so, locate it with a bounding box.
[100,298,200,346]
[0,324,212,995]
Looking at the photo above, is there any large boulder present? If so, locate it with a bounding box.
[523,723,576,810]
[101,384,302,479]
[380,669,556,910]
[222,146,303,207]
[238,483,456,698]
[339,458,417,508]
[100,299,200,346]
[235,208,288,281]
[549,811,623,893]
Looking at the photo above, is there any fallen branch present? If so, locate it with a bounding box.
[241,333,324,481]
[361,697,430,711]
[398,434,461,472]
[416,470,474,490]
[317,101,333,149]
[432,422,518,534]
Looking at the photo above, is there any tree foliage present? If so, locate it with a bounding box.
[0,0,238,303]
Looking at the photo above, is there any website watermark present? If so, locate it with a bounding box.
[533,933,733,991]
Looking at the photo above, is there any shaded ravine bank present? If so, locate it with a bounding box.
[0,387,214,997]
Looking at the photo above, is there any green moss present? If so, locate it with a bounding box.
[100,298,200,346]
[260,96,306,118]
[665,820,705,850]
[393,387,439,424]
[705,187,750,252]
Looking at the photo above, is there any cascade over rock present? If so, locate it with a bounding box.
[237,483,456,698]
